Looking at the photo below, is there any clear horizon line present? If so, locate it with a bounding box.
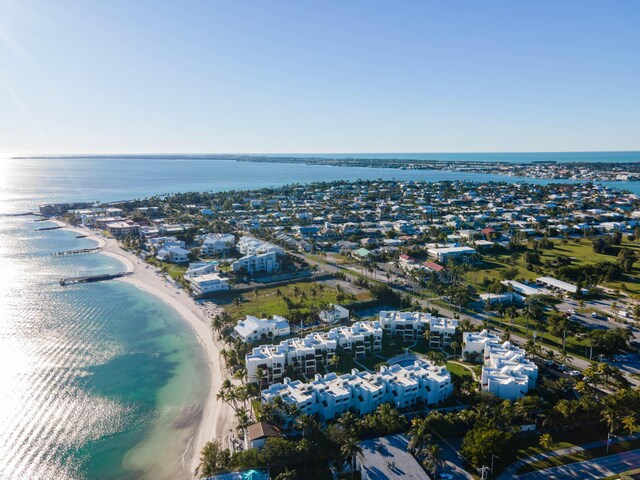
[7,149,640,159]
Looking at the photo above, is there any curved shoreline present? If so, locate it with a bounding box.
[54,221,236,478]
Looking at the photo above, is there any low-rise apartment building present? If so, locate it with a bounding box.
[200,233,236,256]
[462,329,538,400]
[261,361,453,422]
[428,317,458,348]
[246,321,382,383]
[186,272,230,295]
[233,315,291,343]
[379,311,456,342]
[106,221,140,238]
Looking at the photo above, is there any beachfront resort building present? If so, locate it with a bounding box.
[318,304,350,324]
[261,361,453,422]
[233,315,291,343]
[106,221,140,238]
[246,321,383,383]
[156,244,191,263]
[184,261,219,277]
[379,311,457,342]
[232,237,283,275]
[462,330,538,400]
[186,273,230,296]
[200,233,236,256]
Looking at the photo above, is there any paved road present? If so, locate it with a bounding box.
[437,438,474,480]
[516,448,640,480]
[298,252,640,387]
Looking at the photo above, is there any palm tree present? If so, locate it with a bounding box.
[426,351,446,366]
[622,415,637,435]
[407,417,431,454]
[341,436,363,479]
[275,468,297,480]
[338,411,359,436]
[423,443,442,475]
[602,406,619,434]
[296,414,318,469]
[329,354,340,371]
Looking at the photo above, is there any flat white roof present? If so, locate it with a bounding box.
[536,276,587,294]
[502,280,541,296]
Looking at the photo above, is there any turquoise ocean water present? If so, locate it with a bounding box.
[0,154,637,480]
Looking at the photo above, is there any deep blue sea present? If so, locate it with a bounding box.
[0,153,637,480]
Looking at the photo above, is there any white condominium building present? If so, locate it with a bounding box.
[261,361,453,422]
[184,261,219,277]
[232,236,285,274]
[462,330,538,400]
[427,246,476,263]
[461,329,502,357]
[186,273,230,296]
[379,311,456,342]
[319,304,350,324]
[233,315,291,343]
[428,317,459,348]
[482,341,538,400]
[200,233,236,256]
[236,236,284,256]
[245,321,383,383]
[232,250,279,275]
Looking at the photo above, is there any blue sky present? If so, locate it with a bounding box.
[0,0,638,155]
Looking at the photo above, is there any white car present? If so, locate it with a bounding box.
[569,370,581,377]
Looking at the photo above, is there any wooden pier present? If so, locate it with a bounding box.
[59,271,132,286]
[52,247,102,257]
[36,226,63,231]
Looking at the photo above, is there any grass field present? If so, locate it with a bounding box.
[467,237,640,295]
[445,361,475,380]
[220,281,371,319]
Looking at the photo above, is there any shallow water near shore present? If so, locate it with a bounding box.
[0,218,208,479]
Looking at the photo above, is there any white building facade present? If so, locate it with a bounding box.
[246,321,383,383]
[462,330,538,400]
[233,315,291,343]
[186,273,230,295]
[200,233,236,256]
[261,361,453,422]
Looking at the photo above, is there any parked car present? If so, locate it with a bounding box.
[591,312,599,318]
[569,370,581,377]
[544,359,554,366]
[557,364,567,372]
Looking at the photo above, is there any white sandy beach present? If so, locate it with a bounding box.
[56,221,236,478]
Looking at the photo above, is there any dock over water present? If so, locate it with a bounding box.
[59,272,132,286]
[52,247,102,257]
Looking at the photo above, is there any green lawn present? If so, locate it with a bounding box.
[445,361,474,380]
[145,257,188,281]
[221,281,371,319]
[468,238,640,295]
